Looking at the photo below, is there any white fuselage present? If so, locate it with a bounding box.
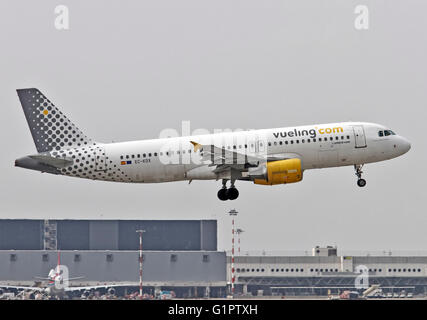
[51,122,410,184]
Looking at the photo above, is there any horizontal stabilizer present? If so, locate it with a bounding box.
[34,276,53,281]
[29,154,73,168]
[15,154,74,174]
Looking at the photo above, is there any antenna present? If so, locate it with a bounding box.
[56,250,61,276]
[228,209,238,296]
[136,230,146,299]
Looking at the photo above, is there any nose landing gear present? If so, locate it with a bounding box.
[354,164,366,187]
[217,179,239,201]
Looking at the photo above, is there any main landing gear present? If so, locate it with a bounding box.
[217,179,239,201]
[354,164,367,187]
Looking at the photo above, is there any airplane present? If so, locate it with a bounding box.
[15,88,411,201]
[0,251,130,298]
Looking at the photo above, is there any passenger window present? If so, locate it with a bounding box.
[313,138,316,142]
[296,140,299,144]
[285,141,288,145]
[335,136,339,140]
[330,137,333,141]
[318,138,322,142]
[302,139,305,143]
[346,135,350,139]
[131,155,135,158]
[307,139,310,143]
[290,140,294,144]
[120,156,123,160]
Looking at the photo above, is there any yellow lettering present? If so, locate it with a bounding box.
[319,127,343,134]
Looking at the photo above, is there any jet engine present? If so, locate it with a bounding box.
[249,158,303,185]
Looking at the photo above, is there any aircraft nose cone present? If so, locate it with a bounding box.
[400,137,411,154]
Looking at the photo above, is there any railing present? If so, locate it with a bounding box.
[225,249,427,257]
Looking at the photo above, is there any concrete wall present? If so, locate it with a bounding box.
[89,221,119,250]
[0,250,226,286]
[0,220,43,250]
[57,220,90,250]
[0,219,217,251]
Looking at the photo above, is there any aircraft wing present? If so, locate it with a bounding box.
[64,283,136,292]
[190,141,262,168]
[34,276,84,281]
[0,285,45,292]
[189,141,301,176]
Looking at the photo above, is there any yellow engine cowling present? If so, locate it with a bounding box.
[253,158,302,185]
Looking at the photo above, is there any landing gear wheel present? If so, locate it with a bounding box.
[357,178,366,187]
[226,187,239,200]
[217,188,228,201]
[354,164,366,188]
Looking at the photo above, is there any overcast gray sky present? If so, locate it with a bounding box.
[0,0,426,253]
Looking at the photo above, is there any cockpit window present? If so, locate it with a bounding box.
[384,130,396,136]
[379,130,396,137]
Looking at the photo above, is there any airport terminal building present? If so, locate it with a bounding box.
[0,219,226,298]
[1,219,427,297]
[229,247,427,296]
